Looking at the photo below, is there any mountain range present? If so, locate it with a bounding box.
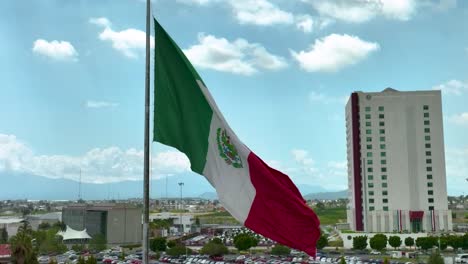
[0,172,345,200]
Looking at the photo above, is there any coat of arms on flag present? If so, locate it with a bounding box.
[216,128,243,168]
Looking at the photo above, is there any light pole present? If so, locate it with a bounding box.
[178,182,184,234]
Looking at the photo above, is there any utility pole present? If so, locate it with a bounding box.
[178,182,184,234]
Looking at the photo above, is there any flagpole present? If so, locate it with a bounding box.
[143,0,151,263]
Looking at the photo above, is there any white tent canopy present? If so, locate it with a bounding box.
[57,225,92,241]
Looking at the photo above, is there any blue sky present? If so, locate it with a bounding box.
[0,0,467,196]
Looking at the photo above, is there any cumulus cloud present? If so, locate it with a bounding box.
[432,80,468,95]
[32,39,78,61]
[85,100,118,109]
[229,0,294,26]
[183,33,287,75]
[309,91,348,104]
[449,112,468,125]
[291,34,379,72]
[0,134,190,184]
[89,17,154,58]
[303,0,417,23]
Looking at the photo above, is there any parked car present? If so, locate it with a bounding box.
[455,254,468,263]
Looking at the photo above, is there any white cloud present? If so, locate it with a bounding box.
[291,149,314,167]
[32,39,78,61]
[85,100,118,109]
[309,91,348,104]
[90,17,154,59]
[432,80,468,95]
[228,0,294,26]
[449,112,468,125]
[176,0,216,5]
[183,33,287,75]
[291,34,379,72]
[0,134,190,184]
[445,147,468,195]
[295,15,314,33]
[303,0,416,23]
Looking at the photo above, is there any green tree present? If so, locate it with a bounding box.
[463,233,468,250]
[0,227,8,243]
[404,237,414,249]
[86,255,97,264]
[167,240,176,248]
[388,236,402,250]
[383,258,389,264]
[339,257,346,264]
[352,236,368,251]
[38,222,51,230]
[150,237,167,252]
[316,234,328,250]
[77,256,86,264]
[370,234,387,251]
[200,240,228,256]
[233,233,258,251]
[416,237,435,251]
[52,221,66,231]
[71,244,85,253]
[271,245,291,256]
[448,235,463,251]
[35,228,67,255]
[89,234,107,252]
[48,260,57,264]
[166,244,192,256]
[9,227,38,264]
[427,250,444,264]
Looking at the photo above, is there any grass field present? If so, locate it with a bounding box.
[313,206,347,225]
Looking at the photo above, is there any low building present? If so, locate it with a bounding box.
[0,244,11,264]
[62,203,142,245]
[150,212,194,235]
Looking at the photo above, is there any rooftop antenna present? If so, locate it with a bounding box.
[79,168,82,201]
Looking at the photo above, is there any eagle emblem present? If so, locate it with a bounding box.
[216,128,243,168]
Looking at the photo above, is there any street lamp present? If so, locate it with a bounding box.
[178,182,184,234]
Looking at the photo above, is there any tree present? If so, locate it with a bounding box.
[370,234,387,251]
[316,234,328,250]
[404,237,414,249]
[9,227,38,264]
[352,236,368,251]
[52,221,66,231]
[0,227,8,243]
[38,222,51,230]
[233,233,258,251]
[86,255,97,264]
[388,236,402,250]
[77,256,86,264]
[427,250,444,264]
[166,244,192,256]
[89,234,107,252]
[383,258,389,264]
[447,235,463,251]
[271,245,290,256]
[167,240,176,248]
[339,257,346,264]
[48,260,57,264]
[416,237,435,251]
[200,240,228,256]
[150,237,167,252]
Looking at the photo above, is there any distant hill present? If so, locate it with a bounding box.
[304,190,348,200]
[198,192,218,200]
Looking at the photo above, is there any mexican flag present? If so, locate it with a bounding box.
[153,19,320,256]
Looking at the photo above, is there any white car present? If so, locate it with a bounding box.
[370,250,380,255]
[455,254,468,263]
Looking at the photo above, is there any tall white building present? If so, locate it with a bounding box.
[345,88,452,233]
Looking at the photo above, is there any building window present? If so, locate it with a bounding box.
[369,191,374,196]
[368,168,373,172]
[427,182,433,187]
[368,175,373,180]
[381,167,387,172]
[366,129,372,134]
[426,151,431,156]
[428,190,433,195]
[423,105,429,110]
[425,143,431,148]
[424,120,430,125]
[380,136,385,142]
[367,144,372,149]
[380,144,386,149]
[429,206,434,211]
[365,106,371,112]
[424,112,429,118]
[383,199,388,203]
[428,198,434,203]
[379,121,385,126]
[366,137,372,142]
[382,182,387,188]
[381,152,386,157]
[425,128,430,133]
[425,135,431,141]
[381,160,387,165]
[382,175,387,180]
[366,121,371,126]
[369,199,374,203]
[379,106,384,111]
[367,159,373,165]
[427,174,433,180]
[368,183,374,188]
[383,206,389,211]
[427,167,432,172]
[379,129,385,134]
[367,152,373,157]
[369,206,375,211]
[366,114,371,119]
[383,190,388,196]
[426,159,432,164]
[379,114,384,119]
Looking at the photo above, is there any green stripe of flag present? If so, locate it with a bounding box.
[153,19,213,174]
